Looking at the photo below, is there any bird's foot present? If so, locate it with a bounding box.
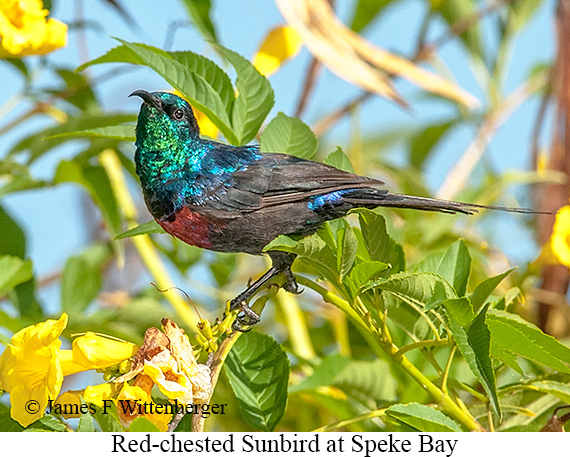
[282,268,301,295]
[231,300,260,332]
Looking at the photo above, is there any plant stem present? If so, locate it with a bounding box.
[277,292,317,361]
[313,408,387,432]
[297,275,484,431]
[191,330,242,432]
[393,338,449,359]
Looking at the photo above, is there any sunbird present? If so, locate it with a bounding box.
[131,90,538,329]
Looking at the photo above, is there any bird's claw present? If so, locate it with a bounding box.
[231,300,260,332]
[282,271,300,295]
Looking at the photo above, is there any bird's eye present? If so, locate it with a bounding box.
[172,108,184,120]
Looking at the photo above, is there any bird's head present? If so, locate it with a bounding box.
[130,90,201,147]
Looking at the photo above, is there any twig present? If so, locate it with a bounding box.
[310,0,514,137]
[423,0,515,57]
[294,57,322,118]
[530,72,553,171]
[312,408,387,432]
[190,331,242,432]
[75,0,90,69]
[436,69,549,199]
[312,92,372,137]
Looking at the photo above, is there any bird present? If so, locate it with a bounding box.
[130,89,539,329]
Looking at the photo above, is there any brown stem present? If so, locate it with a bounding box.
[190,331,241,432]
[294,57,322,118]
[535,0,570,337]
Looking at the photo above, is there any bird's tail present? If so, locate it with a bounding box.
[343,189,545,215]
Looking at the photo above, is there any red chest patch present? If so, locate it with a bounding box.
[157,206,217,249]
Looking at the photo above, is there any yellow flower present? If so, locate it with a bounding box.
[115,381,171,432]
[253,25,302,76]
[55,383,118,418]
[71,332,138,370]
[172,90,219,138]
[194,108,219,139]
[0,313,68,427]
[0,0,67,58]
[551,206,570,266]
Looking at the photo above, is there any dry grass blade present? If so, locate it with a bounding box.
[436,69,549,200]
[275,0,479,109]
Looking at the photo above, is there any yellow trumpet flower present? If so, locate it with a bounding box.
[0,0,67,58]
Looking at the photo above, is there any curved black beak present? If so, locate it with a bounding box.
[129,89,163,111]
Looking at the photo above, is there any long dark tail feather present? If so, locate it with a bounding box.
[344,191,551,215]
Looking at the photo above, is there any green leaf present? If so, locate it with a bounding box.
[167,50,235,112]
[52,68,97,111]
[10,113,136,163]
[444,299,500,417]
[385,403,462,432]
[0,205,26,257]
[409,120,454,170]
[336,221,358,280]
[27,414,67,432]
[520,380,570,404]
[264,231,338,285]
[0,158,46,197]
[12,278,42,318]
[54,160,122,237]
[357,209,405,274]
[224,332,289,431]
[0,404,24,431]
[509,0,545,32]
[333,358,398,403]
[470,269,515,311]
[79,42,237,143]
[115,220,165,239]
[467,303,499,415]
[436,239,471,296]
[180,0,218,42]
[219,46,274,145]
[363,272,456,307]
[77,405,95,432]
[350,0,392,32]
[290,355,351,393]
[210,252,238,287]
[61,243,112,315]
[92,404,123,432]
[260,112,318,158]
[0,256,33,297]
[323,147,355,173]
[291,355,398,403]
[49,125,135,142]
[348,261,390,289]
[488,309,570,374]
[129,417,160,432]
[432,0,484,60]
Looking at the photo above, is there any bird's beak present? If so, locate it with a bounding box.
[129,89,163,111]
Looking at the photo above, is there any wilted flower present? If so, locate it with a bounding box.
[0,0,67,58]
[116,319,213,406]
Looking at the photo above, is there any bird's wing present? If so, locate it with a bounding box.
[212,153,383,211]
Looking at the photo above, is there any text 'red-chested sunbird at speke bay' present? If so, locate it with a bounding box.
[130,90,541,330]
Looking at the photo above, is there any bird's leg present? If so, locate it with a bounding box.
[229,251,298,330]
